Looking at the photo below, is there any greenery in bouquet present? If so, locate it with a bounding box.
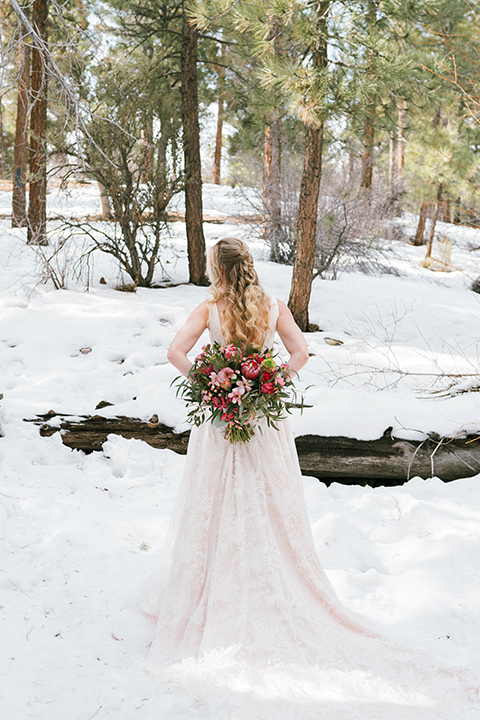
[175,342,299,444]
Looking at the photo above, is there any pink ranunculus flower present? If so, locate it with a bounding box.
[241,359,261,379]
[275,375,285,387]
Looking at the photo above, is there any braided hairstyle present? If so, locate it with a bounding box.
[208,237,271,348]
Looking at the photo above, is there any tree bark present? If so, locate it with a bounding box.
[359,1,376,191]
[212,43,225,185]
[424,183,443,261]
[0,101,4,180]
[388,134,395,188]
[141,119,154,182]
[413,201,428,245]
[181,2,207,285]
[263,112,282,258]
[140,47,154,183]
[12,27,31,227]
[27,0,48,246]
[288,123,324,330]
[396,100,406,179]
[212,95,223,185]
[359,104,375,190]
[442,197,451,223]
[28,413,480,484]
[288,2,329,331]
[97,181,112,220]
[453,197,461,224]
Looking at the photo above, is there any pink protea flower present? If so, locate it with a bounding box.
[241,359,261,379]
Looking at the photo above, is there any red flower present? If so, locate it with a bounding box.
[261,382,275,394]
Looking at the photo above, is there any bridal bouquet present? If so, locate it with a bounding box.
[175,342,297,444]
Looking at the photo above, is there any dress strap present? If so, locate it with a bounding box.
[269,297,279,332]
[208,302,223,344]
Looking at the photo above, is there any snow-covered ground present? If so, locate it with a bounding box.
[0,183,480,719]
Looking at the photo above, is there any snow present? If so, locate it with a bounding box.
[0,183,479,718]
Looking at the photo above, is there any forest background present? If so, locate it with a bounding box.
[2,6,480,718]
[1,0,480,331]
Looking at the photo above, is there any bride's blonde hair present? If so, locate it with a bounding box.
[208,237,270,348]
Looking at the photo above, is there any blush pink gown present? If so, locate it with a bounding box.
[140,299,479,719]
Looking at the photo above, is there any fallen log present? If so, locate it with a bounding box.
[24,411,480,486]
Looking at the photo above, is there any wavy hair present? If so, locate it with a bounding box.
[207,237,270,348]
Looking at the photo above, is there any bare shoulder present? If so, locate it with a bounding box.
[189,299,210,320]
[276,299,294,320]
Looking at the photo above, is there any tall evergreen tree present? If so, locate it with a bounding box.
[181,0,208,285]
[102,0,208,285]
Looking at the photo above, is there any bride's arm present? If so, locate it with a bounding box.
[167,300,209,376]
[276,300,310,375]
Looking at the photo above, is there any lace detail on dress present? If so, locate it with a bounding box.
[138,296,480,719]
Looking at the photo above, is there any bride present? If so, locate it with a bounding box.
[140,237,478,719]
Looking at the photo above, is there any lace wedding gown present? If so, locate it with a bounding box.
[140,299,479,720]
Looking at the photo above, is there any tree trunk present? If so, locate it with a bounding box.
[388,135,395,188]
[263,112,282,258]
[0,101,4,180]
[396,100,406,180]
[29,412,480,484]
[359,105,375,190]
[442,197,451,223]
[212,43,225,185]
[181,2,207,285]
[27,0,48,246]
[413,202,428,245]
[453,197,461,224]
[97,181,112,220]
[424,184,443,261]
[359,1,376,191]
[12,27,31,228]
[212,95,223,185]
[288,123,324,330]
[141,119,154,182]
[288,2,329,331]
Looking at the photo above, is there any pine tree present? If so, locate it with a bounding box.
[181,0,208,285]
[99,0,208,285]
